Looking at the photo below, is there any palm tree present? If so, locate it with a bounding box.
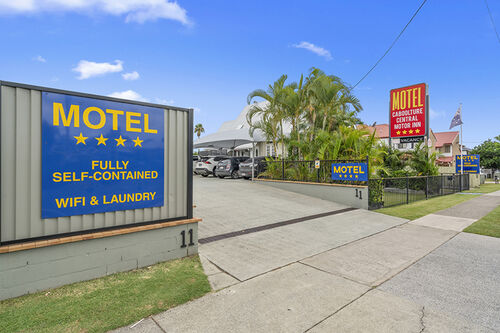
[305,69,362,133]
[194,123,205,139]
[194,123,205,155]
[410,142,439,175]
[280,75,307,158]
[247,74,289,158]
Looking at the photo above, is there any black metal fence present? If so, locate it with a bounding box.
[368,174,470,210]
[257,159,368,185]
[254,159,471,210]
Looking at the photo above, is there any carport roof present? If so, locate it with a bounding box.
[193,129,264,149]
[194,101,277,149]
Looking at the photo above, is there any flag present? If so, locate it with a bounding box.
[449,104,463,129]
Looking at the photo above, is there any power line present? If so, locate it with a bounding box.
[484,0,500,44]
[352,0,428,89]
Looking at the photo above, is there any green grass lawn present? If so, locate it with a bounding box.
[375,193,479,220]
[464,205,500,238]
[376,182,500,221]
[0,255,211,333]
[464,182,500,194]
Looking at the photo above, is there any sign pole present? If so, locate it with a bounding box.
[252,141,255,182]
[460,103,463,175]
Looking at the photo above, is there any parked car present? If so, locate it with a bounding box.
[195,156,229,177]
[238,157,267,179]
[215,157,249,179]
[192,155,201,173]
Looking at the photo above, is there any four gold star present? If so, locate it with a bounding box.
[132,136,144,147]
[73,134,146,147]
[95,134,108,146]
[74,132,88,145]
[115,135,127,147]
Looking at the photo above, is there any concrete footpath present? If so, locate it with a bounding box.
[113,183,500,333]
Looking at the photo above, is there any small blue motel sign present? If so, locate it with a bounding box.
[331,163,368,181]
[455,154,480,174]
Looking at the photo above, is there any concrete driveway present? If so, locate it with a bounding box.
[194,176,407,281]
[194,176,348,238]
[114,179,500,332]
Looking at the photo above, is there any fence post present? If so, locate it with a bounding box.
[366,156,370,206]
[441,175,444,196]
[425,176,428,199]
[459,174,462,192]
[280,159,284,180]
[317,165,320,183]
[406,175,409,204]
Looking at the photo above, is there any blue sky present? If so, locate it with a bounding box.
[0,0,498,147]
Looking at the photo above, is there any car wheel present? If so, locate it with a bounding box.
[218,175,224,179]
[231,170,238,179]
[243,177,250,180]
[212,168,217,177]
[201,174,208,177]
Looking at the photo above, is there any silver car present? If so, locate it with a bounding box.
[194,156,229,177]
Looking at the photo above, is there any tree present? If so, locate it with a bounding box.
[247,68,364,160]
[410,142,439,176]
[305,68,362,133]
[194,123,205,155]
[471,135,500,172]
[247,74,289,158]
[379,144,410,177]
[194,123,205,139]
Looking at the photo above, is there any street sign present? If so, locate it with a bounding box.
[331,163,368,181]
[390,83,427,139]
[42,92,165,218]
[456,154,480,174]
[315,160,320,169]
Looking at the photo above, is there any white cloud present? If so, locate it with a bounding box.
[33,55,46,62]
[122,71,140,81]
[292,41,332,60]
[73,60,123,79]
[0,0,191,25]
[108,90,147,101]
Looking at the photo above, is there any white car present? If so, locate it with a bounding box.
[193,155,201,173]
[194,156,229,177]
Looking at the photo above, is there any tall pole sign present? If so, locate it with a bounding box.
[389,83,428,145]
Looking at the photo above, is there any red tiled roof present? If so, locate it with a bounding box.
[434,131,458,148]
[361,124,389,138]
[437,156,453,163]
[436,156,454,165]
